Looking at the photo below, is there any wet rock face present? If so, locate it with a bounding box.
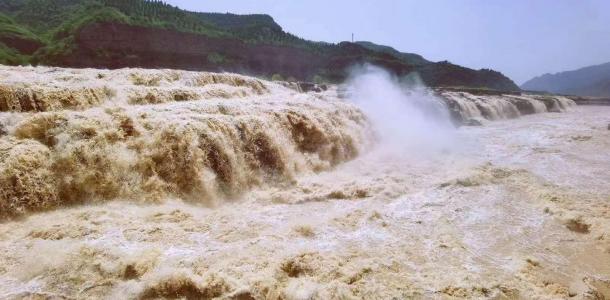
[463,118,483,126]
[296,82,328,93]
[533,97,559,112]
[509,97,538,115]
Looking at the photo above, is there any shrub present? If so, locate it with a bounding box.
[271,73,284,81]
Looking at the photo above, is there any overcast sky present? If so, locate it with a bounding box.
[164,0,610,84]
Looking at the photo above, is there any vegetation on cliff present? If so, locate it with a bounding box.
[0,0,519,90]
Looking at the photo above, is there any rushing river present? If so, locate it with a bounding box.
[0,66,608,299]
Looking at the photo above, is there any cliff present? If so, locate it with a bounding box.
[0,0,520,91]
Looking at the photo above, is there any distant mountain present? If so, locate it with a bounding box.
[0,0,519,91]
[522,62,610,97]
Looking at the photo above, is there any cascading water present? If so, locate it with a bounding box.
[438,91,575,123]
[0,66,372,217]
[0,66,580,217]
[1,66,605,300]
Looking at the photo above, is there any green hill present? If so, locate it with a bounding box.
[355,41,429,66]
[0,0,519,91]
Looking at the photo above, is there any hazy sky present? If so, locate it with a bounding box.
[164,0,610,84]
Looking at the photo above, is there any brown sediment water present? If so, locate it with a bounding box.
[0,66,608,299]
[0,66,371,217]
[439,91,576,122]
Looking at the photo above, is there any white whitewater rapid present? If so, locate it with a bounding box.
[0,66,607,300]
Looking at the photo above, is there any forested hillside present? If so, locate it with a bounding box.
[0,0,519,90]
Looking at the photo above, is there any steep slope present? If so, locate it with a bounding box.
[355,41,429,66]
[0,0,519,91]
[522,62,610,97]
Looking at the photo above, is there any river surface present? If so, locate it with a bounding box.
[1,106,608,299]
